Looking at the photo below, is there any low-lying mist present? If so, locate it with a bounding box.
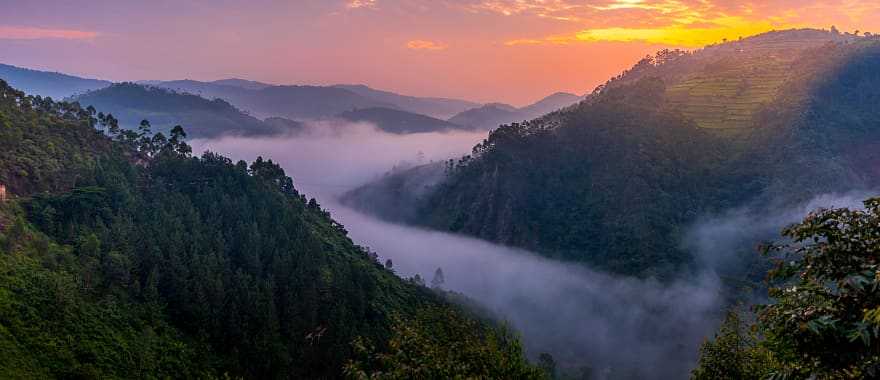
[192,122,875,379]
[192,120,486,200]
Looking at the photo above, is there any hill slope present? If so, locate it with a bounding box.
[344,29,880,276]
[0,80,541,379]
[449,93,582,130]
[333,84,479,119]
[336,107,469,134]
[75,83,300,138]
[0,63,111,100]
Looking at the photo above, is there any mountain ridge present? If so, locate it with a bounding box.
[344,29,880,276]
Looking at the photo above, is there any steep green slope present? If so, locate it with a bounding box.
[0,80,542,379]
[345,29,880,276]
[75,83,301,138]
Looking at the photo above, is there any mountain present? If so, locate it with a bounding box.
[344,29,880,276]
[74,83,300,138]
[0,63,111,100]
[150,80,396,120]
[336,107,469,134]
[263,116,306,134]
[448,93,582,130]
[0,80,542,379]
[519,92,583,117]
[448,103,523,131]
[333,84,480,119]
[211,78,272,90]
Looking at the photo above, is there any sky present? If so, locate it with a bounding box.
[1,0,879,105]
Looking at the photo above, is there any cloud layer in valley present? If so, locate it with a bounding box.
[191,124,878,379]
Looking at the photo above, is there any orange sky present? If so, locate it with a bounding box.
[1,0,879,105]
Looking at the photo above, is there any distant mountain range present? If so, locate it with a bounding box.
[74,83,302,138]
[332,84,480,119]
[0,62,587,135]
[0,63,111,100]
[448,92,584,130]
[336,107,467,134]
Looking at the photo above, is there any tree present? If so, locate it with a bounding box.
[756,197,880,378]
[384,259,393,270]
[538,353,557,379]
[693,197,880,379]
[691,310,776,379]
[431,267,445,288]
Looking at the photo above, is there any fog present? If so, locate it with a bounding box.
[193,121,487,199]
[192,123,873,379]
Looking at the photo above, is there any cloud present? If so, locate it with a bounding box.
[406,39,448,50]
[473,0,876,48]
[487,0,802,47]
[571,17,787,47]
[347,0,377,9]
[0,26,99,40]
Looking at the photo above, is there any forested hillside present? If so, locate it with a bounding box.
[0,80,542,379]
[75,83,301,138]
[344,29,880,276]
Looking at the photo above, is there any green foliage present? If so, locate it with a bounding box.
[344,307,546,380]
[756,198,880,379]
[691,311,778,380]
[694,197,880,379]
[0,206,212,379]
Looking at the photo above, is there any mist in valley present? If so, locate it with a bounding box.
[192,122,871,379]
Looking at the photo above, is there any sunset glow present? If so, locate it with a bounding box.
[2,1,879,104]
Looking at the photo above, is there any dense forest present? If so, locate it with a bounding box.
[345,29,880,278]
[0,80,544,379]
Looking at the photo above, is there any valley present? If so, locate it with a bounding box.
[1,15,879,379]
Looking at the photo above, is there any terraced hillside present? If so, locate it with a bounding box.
[344,29,880,276]
[600,29,866,131]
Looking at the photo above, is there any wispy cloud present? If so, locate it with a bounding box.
[406,39,448,50]
[347,0,377,9]
[0,26,99,40]
[509,16,790,47]
[480,0,810,47]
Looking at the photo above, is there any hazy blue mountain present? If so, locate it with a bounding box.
[335,107,469,134]
[447,103,523,131]
[210,78,272,90]
[0,63,111,100]
[263,116,306,134]
[518,92,583,117]
[75,83,299,138]
[448,94,583,130]
[149,80,395,120]
[333,84,480,119]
